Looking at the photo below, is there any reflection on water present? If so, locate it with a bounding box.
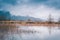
[0,26,60,40]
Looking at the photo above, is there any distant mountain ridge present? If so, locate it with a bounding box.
[0,10,42,21]
[11,15,42,21]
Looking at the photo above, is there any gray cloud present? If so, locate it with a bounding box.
[0,0,17,9]
[28,0,60,9]
[0,0,17,5]
[0,0,60,9]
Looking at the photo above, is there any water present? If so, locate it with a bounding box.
[0,26,60,40]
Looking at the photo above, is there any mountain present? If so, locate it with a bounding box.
[0,11,11,21]
[11,15,42,22]
[0,10,42,21]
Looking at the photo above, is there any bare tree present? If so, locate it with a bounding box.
[58,17,60,24]
[48,14,53,24]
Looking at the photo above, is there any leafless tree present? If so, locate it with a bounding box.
[48,14,53,24]
[58,17,60,24]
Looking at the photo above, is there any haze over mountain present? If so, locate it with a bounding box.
[11,15,42,21]
[0,10,42,21]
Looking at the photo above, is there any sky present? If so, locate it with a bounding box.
[0,0,60,20]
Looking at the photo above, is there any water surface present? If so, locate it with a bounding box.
[0,26,60,40]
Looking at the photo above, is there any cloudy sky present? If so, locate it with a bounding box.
[0,0,60,20]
